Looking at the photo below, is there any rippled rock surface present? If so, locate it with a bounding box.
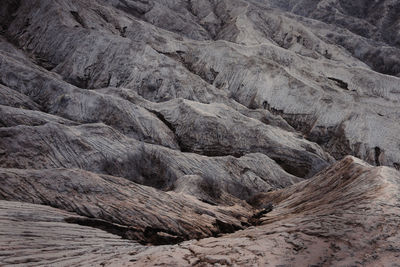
[1,0,400,266]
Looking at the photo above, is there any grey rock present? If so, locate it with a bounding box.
[0,168,252,244]
[151,98,333,177]
[0,44,179,149]
[0,84,41,110]
[0,104,77,127]
[172,35,400,168]
[98,86,295,132]
[263,0,400,76]
[2,0,399,168]
[0,122,300,201]
[97,89,332,177]
[0,0,400,263]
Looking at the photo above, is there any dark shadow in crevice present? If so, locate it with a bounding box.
[374,146,381,166]
[70,11,87,28]
[65,216,185,245]
[328,77,349,90]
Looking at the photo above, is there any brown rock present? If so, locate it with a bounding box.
[131,157,400,266]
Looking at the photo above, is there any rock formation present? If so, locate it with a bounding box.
[131,157,400,266]
[0,200,144,266]
[0,0,399,266]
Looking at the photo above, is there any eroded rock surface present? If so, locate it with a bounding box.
[0,168,252,244]
[130,157,400,266]
[0,0,399,265]
[0,200,144,266]
[0,122,300,202]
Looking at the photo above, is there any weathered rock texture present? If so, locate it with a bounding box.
[0,122,301,202]
[0,0,398,168]
[129,157,400,266]
[0,200,144,266]
[0,0,399,265]
[0,168,252,244]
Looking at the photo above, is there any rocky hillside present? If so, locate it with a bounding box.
[0,0,399,266]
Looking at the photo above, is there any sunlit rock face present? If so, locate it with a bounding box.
[1,0,399,266]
